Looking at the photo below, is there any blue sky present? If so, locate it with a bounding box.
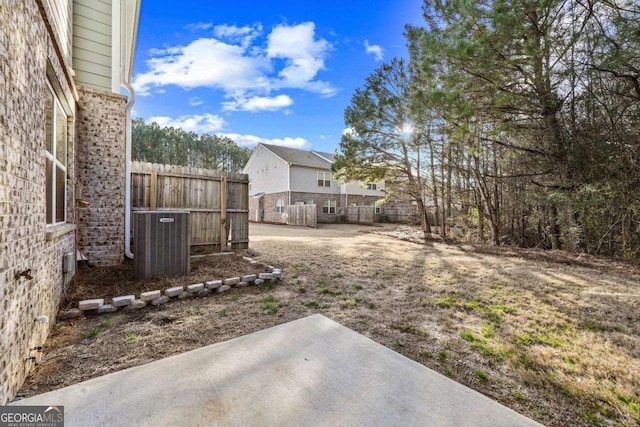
[132,0,425,153]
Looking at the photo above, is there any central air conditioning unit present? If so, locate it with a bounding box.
[133,211,190,279]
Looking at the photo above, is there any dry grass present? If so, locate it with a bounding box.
[17,223,640,426]
[253,224,640,426]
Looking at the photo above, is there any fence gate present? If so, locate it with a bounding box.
[130,161,249,251]
[346,206,374,224]
[284,204,317,228]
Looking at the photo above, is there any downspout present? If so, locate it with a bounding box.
[287,162,291,205]
[344,184,348,208]
[122,80,134,259]
[121,0,140,259]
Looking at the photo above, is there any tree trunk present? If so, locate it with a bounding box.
[415,197,432,239]
[549,204,561,250]
[445,141,453,237]
[429,140,441,234]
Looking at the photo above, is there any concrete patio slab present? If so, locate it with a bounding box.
[11,314,542,427]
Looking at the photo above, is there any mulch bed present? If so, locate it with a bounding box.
[61,251,269,310]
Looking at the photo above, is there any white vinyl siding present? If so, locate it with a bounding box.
[72,58,112,77]
[243,145,289,194]
[72,0,113,91]
[73,25,112,49]
[290,167,339,194]
[343,181,385,197]
[45,0,73,63]
[74,6,112,35]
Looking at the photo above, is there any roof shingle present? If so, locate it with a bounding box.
[261,144,334,170]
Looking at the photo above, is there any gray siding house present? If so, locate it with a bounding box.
[243,144,384,223]
[0,0,140,403]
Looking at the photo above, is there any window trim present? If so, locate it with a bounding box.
[367,183,377,190]
[276,198,285,214]
[45,80,67,226]
[322,199,337,214]
[317,172,331,187]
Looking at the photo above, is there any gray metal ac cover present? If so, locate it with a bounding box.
[133,211,190,279]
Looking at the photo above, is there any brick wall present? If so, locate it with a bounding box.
[0,0,78,404]
[75,87,126,266]
[262,192,288,223]
[290,191,343,223]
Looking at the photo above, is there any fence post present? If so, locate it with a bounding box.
[220,176,228,252]
[150,169,158,210]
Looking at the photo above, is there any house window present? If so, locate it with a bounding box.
[322,200,337,214]
[367,183,377,190]
[276,198,285,214]
[306,199,314,205]
[317,172,331,187]
[375,204,382,214]
[45,82,67,225]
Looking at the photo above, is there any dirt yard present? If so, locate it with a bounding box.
[17,223,640,426]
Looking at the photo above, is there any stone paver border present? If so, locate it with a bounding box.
[59,259,282,320]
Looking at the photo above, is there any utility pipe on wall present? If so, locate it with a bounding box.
[121,0,141,259]
[122,79,134,259]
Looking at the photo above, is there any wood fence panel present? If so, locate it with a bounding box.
[131,161,249,251]
[227,178,249,249]
[285,204,317,228]
[346,206,374,224]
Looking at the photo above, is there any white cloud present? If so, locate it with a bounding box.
[222,94,293,112]
[185,22,213,32]
[214,23,262,47]
[188,97,204,106]
[146,113,307,149]
[364,40,384,61]
[267,22,334,95]
[133,21,336,101]
[221,133,308,149]
[149,113,226,134]
[133,38,271,96]
[342,127,355,136]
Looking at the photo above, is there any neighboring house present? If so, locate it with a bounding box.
[243,144,385,223]
[0,0,140,404]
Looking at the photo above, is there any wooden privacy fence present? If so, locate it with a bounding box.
[285,204,317,228]
[131,162,249,251]
[346,206,374,224]
[382,207,419,224]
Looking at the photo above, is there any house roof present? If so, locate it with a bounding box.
[312,150,335,163]
[261,144,333,170]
